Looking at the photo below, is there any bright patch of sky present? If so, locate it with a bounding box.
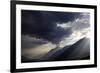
[59,28,90,48]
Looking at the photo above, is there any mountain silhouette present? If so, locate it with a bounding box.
[40,37,90,61]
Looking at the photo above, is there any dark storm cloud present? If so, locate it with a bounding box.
[21,10,82,43]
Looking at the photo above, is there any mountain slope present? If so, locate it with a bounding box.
[40,37,90,61]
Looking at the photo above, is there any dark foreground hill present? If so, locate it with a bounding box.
[40,37,90,61]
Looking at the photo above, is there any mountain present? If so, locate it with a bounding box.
[40,37,90,61]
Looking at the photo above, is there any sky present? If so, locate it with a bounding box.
[21,10,90,60]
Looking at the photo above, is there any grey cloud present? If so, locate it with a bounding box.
[57,13,90,31]
[21,35,48,49]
